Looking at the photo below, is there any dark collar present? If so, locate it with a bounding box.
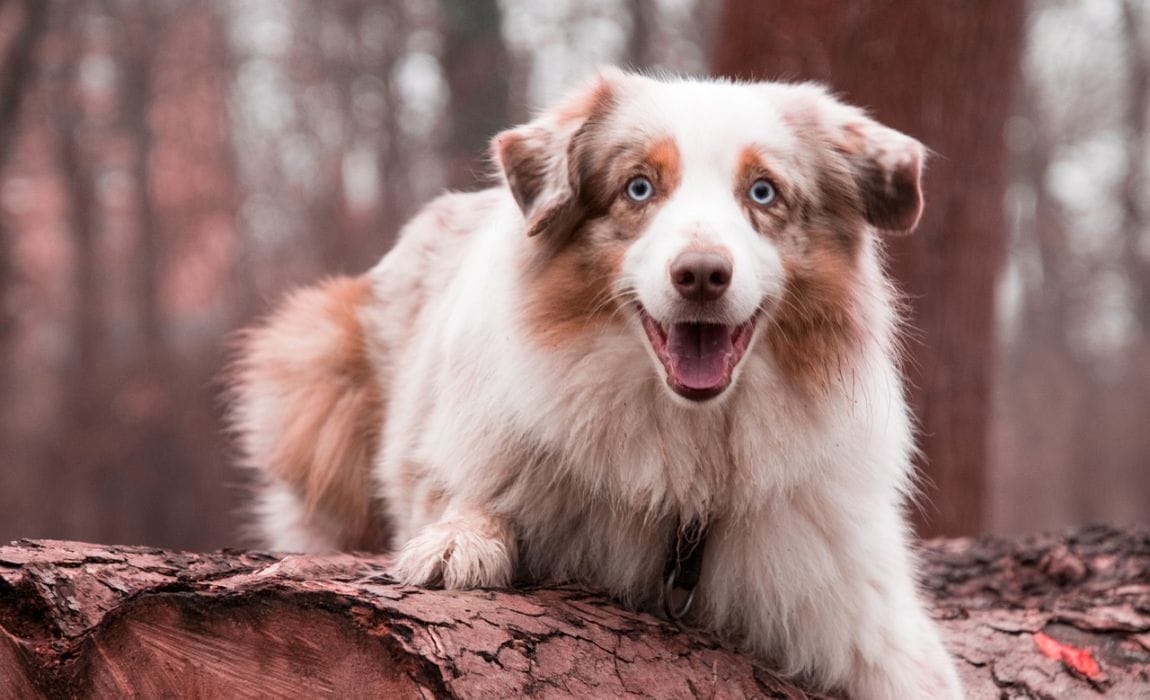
[662,518,708,620]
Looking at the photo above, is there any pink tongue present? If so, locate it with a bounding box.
[666,323,734,390]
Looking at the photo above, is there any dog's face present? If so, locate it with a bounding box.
[495,70,923,403]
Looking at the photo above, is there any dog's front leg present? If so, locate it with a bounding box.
[844,598,962,699]
[391,500,517,590]
[728,501,962,698]
[820,521,963,699]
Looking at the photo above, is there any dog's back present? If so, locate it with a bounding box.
[229,190,490,551]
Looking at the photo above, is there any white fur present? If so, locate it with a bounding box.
[249,72,961,698]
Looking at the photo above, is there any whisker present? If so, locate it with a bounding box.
[581,286,641,330]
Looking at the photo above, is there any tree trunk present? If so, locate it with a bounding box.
[120,4,182,543]
[0,0,50,403]
[711,1,1025,537]
[625,0,656,70]
[54,30,110,540]
[1,527,1147,698]
[1120,0,1150,335]
[441,0,511,192]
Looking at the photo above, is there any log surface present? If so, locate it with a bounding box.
[1,526,1148,698]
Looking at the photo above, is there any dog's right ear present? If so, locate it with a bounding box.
[492,70,620,238]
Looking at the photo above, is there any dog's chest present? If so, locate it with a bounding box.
[511,478,673,603]
[494,404,757,602]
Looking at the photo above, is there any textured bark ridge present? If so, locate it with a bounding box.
[1,527,1148,698]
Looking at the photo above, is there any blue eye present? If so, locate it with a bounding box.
[748,179,776,205]
[625,176,654,202]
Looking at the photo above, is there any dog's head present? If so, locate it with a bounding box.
[494,69,924,403]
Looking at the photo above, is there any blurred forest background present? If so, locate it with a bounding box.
[0,0,1147,550]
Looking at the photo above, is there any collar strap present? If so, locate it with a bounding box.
[662,518,708,621]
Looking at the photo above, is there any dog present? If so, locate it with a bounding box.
[228,68,962,698]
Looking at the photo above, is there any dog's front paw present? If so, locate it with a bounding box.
[391,514,516,589]
[849,626,963,700]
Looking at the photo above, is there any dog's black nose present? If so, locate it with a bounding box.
[670,250,732,302]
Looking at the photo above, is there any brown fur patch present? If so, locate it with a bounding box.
[747,120,869,392]
[494,131,547,212]
[735,145,795,230]
[766,238,863,394]
[525,228,629,348]
[233,276,389,550]
[736,145,775,188]
[646,136,682,193]
[799,109,924,234]
[571,132,679,212]
[739,140,865,259]
[493,74,619,240]
[837,121,924,232]
[525,133,684,347]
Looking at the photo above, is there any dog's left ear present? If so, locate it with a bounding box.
[492,69,621,238]
[791,86,926,234]
[838,116,925,233]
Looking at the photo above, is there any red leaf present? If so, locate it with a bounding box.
[1033,631,1102,679]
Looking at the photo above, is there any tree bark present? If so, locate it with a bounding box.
[1,527,1147,698]
[711,0,1026,537]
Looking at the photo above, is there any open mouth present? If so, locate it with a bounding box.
[638,306,757,401]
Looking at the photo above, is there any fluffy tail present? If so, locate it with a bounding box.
[227,276,390,551]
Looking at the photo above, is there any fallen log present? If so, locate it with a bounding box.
[1,526,1148,698]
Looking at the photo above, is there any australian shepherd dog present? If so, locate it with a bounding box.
[228,69,961,698]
